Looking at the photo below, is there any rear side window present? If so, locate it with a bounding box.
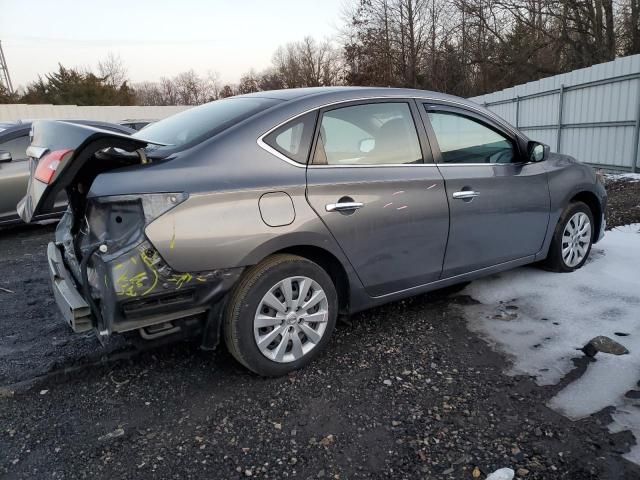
[427,111,515,164]
[263,111,317,164]
[135,97,280,149]
[313,103,422,166]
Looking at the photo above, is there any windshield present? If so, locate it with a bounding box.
[134,97,281,149]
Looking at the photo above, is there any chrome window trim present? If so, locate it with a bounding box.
[256,95,523,168]
[434,163,527,167]
[257,137,306,168]
[26,145,48,159]
[308,163,437,169]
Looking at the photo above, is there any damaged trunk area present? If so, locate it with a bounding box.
[23,121,241,344]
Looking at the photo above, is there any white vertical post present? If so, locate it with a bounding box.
[556,84,565,153]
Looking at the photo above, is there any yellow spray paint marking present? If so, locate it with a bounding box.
[139,251,159,296]
[116,272,149,298]
[169,272,193,289]
[170,225,176,250]
[113,247,207,297]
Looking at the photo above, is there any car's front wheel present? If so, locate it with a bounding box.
[223,254,338,376]
[543,201,594,272]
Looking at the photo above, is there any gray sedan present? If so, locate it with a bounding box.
[18,87,606,376]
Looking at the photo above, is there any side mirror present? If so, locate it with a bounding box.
[0,150,12,163]
[527,141,549,162]
[359,138,375,153]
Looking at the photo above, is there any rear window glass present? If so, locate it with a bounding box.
[135,97,280,149]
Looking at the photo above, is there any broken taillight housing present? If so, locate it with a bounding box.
[83,193,188,249]
[34,149,74,184]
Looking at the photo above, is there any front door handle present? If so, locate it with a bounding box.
[325,201,364,212]
[452,191,480,200]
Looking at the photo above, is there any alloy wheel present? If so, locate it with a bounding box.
[562,211,592,267]
[253,276,329,363]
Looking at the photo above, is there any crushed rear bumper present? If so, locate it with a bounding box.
[47,239,243,339]
[47,242,92,333]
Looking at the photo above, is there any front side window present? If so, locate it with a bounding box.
[0,135,29,161]
[427,111,515,164]
[313,103,422,166]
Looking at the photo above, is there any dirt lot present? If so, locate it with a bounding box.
[1,180,639,479]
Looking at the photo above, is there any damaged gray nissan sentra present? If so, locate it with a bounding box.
[18,87,607,376]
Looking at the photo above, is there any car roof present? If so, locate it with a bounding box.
[239,85,473,105]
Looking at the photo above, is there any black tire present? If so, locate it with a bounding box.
[543,201,594,272]
[223,254,338,376]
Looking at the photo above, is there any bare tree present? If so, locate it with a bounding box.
[97,53,128,88]
[174,70,214,105]
[237,69,261,94]
[133,81,164,105]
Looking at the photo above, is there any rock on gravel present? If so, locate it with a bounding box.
[582,336,629,357]
[486,468,515,480]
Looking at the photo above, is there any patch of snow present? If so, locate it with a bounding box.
[606,172,640,182]
[462,224,640,463]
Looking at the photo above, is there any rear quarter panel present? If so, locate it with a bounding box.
[145,184,350,273]
[131,121,359,285]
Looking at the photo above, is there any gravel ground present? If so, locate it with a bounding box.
[606,177,640,228]
[1,181,639,479]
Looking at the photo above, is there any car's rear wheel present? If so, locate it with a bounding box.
[543,201,594,272]
[223,254,338,376]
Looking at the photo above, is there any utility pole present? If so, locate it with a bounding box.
[0,41,14,95]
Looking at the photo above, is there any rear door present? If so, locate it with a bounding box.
[421,104,550,277]
[305,100,449,297]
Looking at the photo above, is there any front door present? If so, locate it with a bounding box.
[422,105,550,278]
[305,100,450,297]
[0,133,30,221]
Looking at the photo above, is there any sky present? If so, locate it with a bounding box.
[0,0,346,89]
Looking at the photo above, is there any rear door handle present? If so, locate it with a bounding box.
[452,191,480,200]
[325,202,364,212]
